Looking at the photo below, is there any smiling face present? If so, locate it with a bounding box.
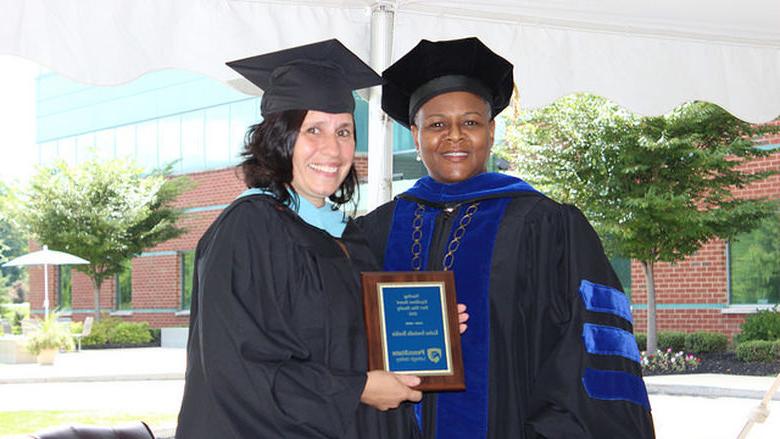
[290,111,355,207]
[411,91,495,184]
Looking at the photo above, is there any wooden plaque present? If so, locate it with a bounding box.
[361,271,465,392]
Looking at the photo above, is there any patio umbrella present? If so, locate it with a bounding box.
[3,245,89,319]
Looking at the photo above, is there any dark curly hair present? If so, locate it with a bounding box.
[240,109,359,211]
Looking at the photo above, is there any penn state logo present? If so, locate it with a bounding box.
[427,348,442,364]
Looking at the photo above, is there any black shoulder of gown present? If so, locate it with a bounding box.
[345,199,397,267]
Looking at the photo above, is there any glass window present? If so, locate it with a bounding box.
[75,132,96,165]
[58,138,77,166]
[115,262,132,310]
[730,214,780,304]
[115,125,137,161]
[181,250,195,310]
[229,99,259,158]
[136,120,160,171]
[158,115,182,172]
[392,150,428,181]
[181,111,206,173]
[95,129,116,161]
[57,265,72,310]
[609,256,632,297]
[136,120,159,171]
[204,105,231,168]
[39,141,59,167]
[354,97,369,153]
[392,123,415,152]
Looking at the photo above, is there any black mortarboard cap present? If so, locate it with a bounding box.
[227,39,381,117]
[382,37,514,128]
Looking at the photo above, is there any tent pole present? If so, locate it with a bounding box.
[43,263,49,320]
[366,1,395,210]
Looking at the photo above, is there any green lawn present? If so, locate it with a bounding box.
[0,410,177,437]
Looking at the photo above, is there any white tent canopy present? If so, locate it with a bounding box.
[3,0,779,205]
[4,0,779,121]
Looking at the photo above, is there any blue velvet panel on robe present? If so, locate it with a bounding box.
[434,197,510,439]
[384,199,438,272]
[582,323,642,363]
[403,173,538,204]
[579,279,633,324]
[582,368,651,410]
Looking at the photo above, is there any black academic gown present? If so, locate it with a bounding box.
[176,194,419,439]
[346,174,655,439]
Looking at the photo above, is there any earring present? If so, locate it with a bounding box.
[415,151,422,162]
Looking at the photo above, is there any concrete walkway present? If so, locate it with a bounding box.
[0,347,185,384]
[0,348,185,439]
[646,373,780,402]
[3,348,778,400]
[2,348,780,439]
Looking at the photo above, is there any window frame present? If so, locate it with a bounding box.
[727,213,780,306]
[114,262,133,311]
[180,250,195,310]
[57,265,73,311]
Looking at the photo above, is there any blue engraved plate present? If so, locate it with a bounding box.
[380,283,450,373]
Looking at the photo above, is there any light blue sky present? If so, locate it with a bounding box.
[0,55,38,186]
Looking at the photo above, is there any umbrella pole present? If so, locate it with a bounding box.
[43,263,49,319]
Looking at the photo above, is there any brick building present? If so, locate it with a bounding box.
[29,70,779,340]
[631,132,780,340]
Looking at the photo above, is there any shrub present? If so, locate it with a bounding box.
[684,332,728,353]
[81,317,116,346]
[635,333,647,351]
[108,322,153,345]
[0,307,12,324]
[150,328,161,344]
[634,332,689,352]
[81,317,153,347]
[1,303,30,322]
[69,321,83,335]
[658,332,687,352]
[11,311,24,335]
[737,308,780,343]
[736,340,778,363]
[1,304,29,335]
[641,348,701,373]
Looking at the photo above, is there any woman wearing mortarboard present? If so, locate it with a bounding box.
[175,40,423,439]
[347,38,656,438]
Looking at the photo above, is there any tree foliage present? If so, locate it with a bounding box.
[501,94,777,263]
[18,158,191,317]
[500,94,779,351]
[0,182,28,305]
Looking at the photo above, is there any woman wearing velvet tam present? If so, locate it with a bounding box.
[346,37,655,438]
[175,40,423,438]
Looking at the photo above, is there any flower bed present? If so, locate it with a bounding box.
[641,349,701,374]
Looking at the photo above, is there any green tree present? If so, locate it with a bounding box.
[501,94,778,352]
[19,159,191,320]
[0,182,28,306]
[0,238,9,309]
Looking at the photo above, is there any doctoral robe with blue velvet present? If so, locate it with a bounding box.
[347,173,655,439]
